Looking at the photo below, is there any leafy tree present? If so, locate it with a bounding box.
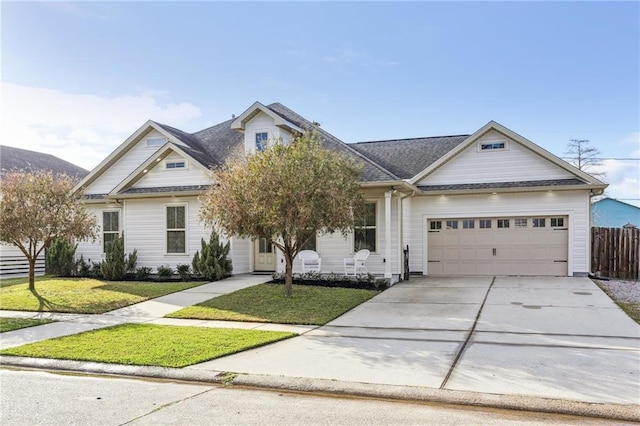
[0,171,97,290]
[191,232,232,281]
[564,139,605,179]
[200,131,364,296]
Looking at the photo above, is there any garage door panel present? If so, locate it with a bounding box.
[427,216,568,276]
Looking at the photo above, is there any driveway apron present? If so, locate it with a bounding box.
[189,276,640,405]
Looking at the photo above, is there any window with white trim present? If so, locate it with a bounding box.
[446,220,458,229]
[165,160,186,169]
[515,218,528,227]
[146,137,166,148]
[463,219,475,229]
[497,219,510,228]
[551,217,564,227]
[300,235,317,251]
[430,221,442,230]
[354,203,376,251]
[480,141,506,151]
[479,219,492,229]
[102,211,120,253]
[255,132,268,152]
[533,218,546,228]
[166,205,186,253]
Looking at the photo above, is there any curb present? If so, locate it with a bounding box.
[1,356,639,422]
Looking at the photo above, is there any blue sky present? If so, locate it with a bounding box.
[2,1,639,204]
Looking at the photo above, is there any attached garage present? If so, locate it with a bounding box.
[427,216,568,276]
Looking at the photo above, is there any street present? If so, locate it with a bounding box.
[0,369,614,425]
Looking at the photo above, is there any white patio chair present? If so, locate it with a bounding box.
[298,250,321,273]
[344,249,370,276]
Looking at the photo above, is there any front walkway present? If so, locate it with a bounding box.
[0,274,315,350]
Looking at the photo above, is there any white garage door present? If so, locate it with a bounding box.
[427,216,568,276]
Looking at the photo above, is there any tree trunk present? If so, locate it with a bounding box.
[28,257,36,291]
[284,254,293,297]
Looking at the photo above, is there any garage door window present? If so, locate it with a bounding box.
[515,218,527,227]
[446,220,458,229]
[430,221,442,230]
[533,218,546,228]
[551,218,564,227]
[497,219,510,228]
[463,220,475,229]
[479,219,492,229]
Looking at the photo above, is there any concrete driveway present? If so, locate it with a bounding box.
[188,276,640,405]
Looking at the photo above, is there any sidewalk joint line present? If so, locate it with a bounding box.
[440,276,496,390]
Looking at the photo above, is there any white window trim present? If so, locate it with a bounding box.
[254,129,270,153]
[478,139,508,152]
[165,203,188,255]
[101,209,121,254]
[146,137,167,148]
[352,200,379,254]
[164,159,188,170]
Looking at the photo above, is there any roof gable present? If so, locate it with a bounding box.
[409,121,607,191]
[231,101,302,133]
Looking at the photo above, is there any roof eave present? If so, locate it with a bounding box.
[418,183,607,196]
[230,101,302,133]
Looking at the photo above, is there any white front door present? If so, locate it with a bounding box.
[254,238,276,272]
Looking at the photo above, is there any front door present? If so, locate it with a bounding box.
[254,238,276,272]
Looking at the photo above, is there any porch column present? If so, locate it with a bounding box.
[384,190,392,278]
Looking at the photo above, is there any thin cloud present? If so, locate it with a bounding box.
[0,83,202,170]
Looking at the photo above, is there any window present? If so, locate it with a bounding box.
[480,142,506,151]
[255,132,268,152]
[102,211,119,253]
[430,221,442,230]
[532,218,546,228]
[258,238,272,253]
[300,235,317,251]
[146,137,165,148]
[446,220,458,229]
[479,219,492,229]
[166,161,186,169]
[354,203,376,251]
[497,219,510,228]
[515,218,528,227]
[463,219,475,229]
[551,217,564,227]
[166,205,186,253]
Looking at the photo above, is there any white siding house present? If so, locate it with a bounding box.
[74,103,606,282]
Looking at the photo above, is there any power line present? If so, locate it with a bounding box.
[560,157,640,161]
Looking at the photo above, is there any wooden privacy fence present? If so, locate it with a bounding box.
[591,227,639,280]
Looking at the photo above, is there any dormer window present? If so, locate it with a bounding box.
[479,140,507,151]
[146,137,166,148]
[255,132,268,152]
[165,160,186,170]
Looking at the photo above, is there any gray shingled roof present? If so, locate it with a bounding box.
[418,178,587,192]
[0,145,89,179]
[350,135,469,180]
[265,103,399,182]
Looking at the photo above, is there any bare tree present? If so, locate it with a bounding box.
[564,139,605,180]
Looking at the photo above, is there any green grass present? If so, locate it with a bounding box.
[167,283,378,325]
[0,323,295,367]
[593,280,640,325]
[0,317,53,333]
[0,277,205,314]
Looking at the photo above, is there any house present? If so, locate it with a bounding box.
[591,198,640,228]
[0,146,89,278]
[74,102,607,280]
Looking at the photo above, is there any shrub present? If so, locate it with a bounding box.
[90,261,103,279]
[192,232,233,281]
[157,264,174,279]
[75,255,92,277]
[271,272,389,291]
[176,264,191,281]
[46,238,78,277]
[100,235,137,281]
[135,266,152,281]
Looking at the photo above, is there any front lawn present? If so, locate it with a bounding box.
[167,283,378,325]
[0,317,53,333]
[0,277,205,314]
[0,323,295,367]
